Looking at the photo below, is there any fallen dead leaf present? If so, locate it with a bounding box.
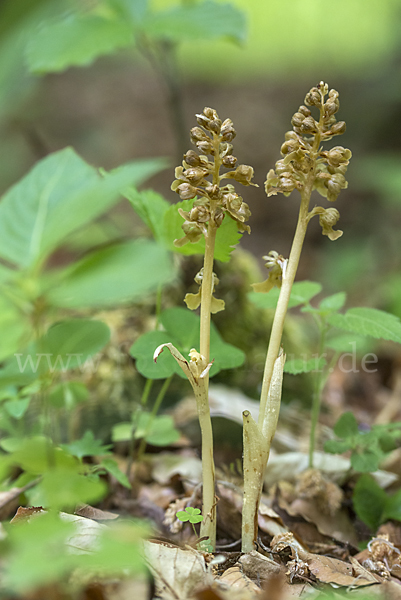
[305,554,377,587]
[151,453,202,486]
[238,550,282,586]
[218,566,261,594]
[143,539,207,599]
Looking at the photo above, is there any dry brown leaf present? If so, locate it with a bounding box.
[75,504,119,521]
[305,554,376,587]
[239,551,282,586]
[143,540,207,599]
[349,557,383,584]
[288,498,358,547]
[218,566,261,593]
[151,453,202,486]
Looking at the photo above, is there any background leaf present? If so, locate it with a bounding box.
[163,199,242,262]
[333,411,359,439]
[142,1,247,44]
[0,148,165,268]
[328,308,401,344]
[284,356,326,375]
[249,281,322,310]
[47,240,175,308]
[352,474,386,530]
[130,307,244,379]
[26,13,133,73]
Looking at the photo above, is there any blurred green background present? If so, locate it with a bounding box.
[0,0,400,316]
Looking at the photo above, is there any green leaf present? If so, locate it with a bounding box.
[324,439,353,454]
[249,281,322,310]
[383,489,401,522]
[325,332,371,354]
[47,240,175,308]
[48,381,89,409]
[159,307,199,351]
[4,397,30,419]
[351,450,381,473]
[2,513,77,593]
[124,188,170,242]
[353,474,386,530]
[333,411,359,438]
[111,422,132,443]
[163,199,242,262]
[13,319,110,375]
[131,307,245,379]
[100,457,131,489]
[39,468,107,510]
[10,437,77,474]
[0,148,165,268]
[0,294,31,362]
[284,356,326,375]
[26,13,133,74]
[328,308,401,344]
[143,1,247,44]
[107,0,149,22]
[135,413,180,446]
[319,292,346,313]
[131,330,179,379]
[62,430,112,460]
[176,510,190,522]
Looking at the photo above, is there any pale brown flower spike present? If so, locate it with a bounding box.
[172,107,255,248]
[265,82,351,241]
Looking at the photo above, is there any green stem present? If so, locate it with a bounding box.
[126,378,154,478]
[309,323,327,468]
[136,375,173,462]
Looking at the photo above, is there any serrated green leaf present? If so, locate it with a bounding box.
[143,1,246,44]
[319,292,346,312]
[124,188,170,242]
[328,308,401,344]
[26,13,133,74]
[324,439,353,454]
[249,281,322,310]
[100,457,131,489]
[351,450,381,473]
[353,474,386,530]
[62,430,112,460]
[0,148,165,268]
[325,332,371,354]
[163,199,242,263]
[333,411,359,439]
[47,240,175,309]
[284,356,326,375]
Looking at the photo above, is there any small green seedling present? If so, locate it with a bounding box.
[176,507,213,551]
[324,412,401,473]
